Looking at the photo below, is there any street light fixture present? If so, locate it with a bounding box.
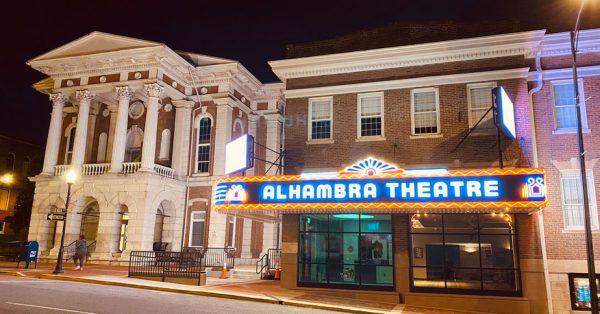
[53,169,77,274]
[570,0,598,312]
[0,173,14,185]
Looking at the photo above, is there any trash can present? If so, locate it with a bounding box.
[17,241,38,269]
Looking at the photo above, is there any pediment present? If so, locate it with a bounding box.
[29,31,163,62]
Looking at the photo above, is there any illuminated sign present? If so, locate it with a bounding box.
[225,134,254,174]
[494,86,516,139]
[213,158,547,212]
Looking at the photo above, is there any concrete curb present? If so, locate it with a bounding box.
[0,272,387,314]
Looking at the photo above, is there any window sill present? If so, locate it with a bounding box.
[355,136,386,142]
[192,172,210,177]
[552,128,591,135]
[562,227,600,233]
[306,139,334,145]
[410,134,444,140]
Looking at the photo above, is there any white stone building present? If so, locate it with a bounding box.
[26,32,284,264]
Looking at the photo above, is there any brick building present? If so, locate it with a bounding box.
[213,25,600,314]
[26,32,284,265]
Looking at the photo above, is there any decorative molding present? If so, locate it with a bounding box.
[538,29,600,57]
[285,67,530,99]
[49,93,69,105]
[270,30,545,80]
[115,86,134,100]
[129,101,145,119]
[144,83,164,98]
[75,89,95,102]
[172,99,195,109]
[528,65,600,81]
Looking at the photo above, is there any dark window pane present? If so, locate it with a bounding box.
[412,267,445,288]
[445,268,482,290]
[298,263,327,283]
[480,235,515,268]
[191,221,204,247]
[444,234,481,268]
[361,265,393,286]
[411,214,442,233]
[299,233,328,263]
[328,264,359,284]
[482,269,518,291]
[361,234,393,266]
[328,233,358,264]
[480,214,515,234]
[360,117,382,136]
[360,214,391,233]
[414,126,438,134]
[198,118,211,143]
[444,214,478,233]
[311,121,331,139]
[299,215,328,232]
[411,234,444,267]
[329,214,359,233]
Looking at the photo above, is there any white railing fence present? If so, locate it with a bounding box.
[154,164,174,178]
[122,162,141,174]
[82,163,111,176]
[54,165,69,176]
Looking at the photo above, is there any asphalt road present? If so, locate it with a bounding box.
[0,276,340,314]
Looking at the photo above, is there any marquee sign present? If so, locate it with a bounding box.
[213,157,547,212]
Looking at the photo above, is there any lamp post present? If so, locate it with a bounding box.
[53,170,77,274]
[571,0,598,312]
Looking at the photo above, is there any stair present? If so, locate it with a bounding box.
[231,265,261,280]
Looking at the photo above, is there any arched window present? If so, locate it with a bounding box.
[159,129,171,160]
[6,153,15,171]
[196,117,211,173]
[65,127,76,164]
[22,157,30,177]
[97,132,108,163]
[125,126,144,162]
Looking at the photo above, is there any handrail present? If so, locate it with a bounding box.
[256,248,281,279]
[62,240,77,260]
[256,253,268,275]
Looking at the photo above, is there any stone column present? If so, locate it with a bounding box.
[171,99,194,177]
[84,105,99,163]
[264,113,283,175]
[110,86,134,173]
[42,93,68,174]
[140,83,163,172]
[105,105,118,163]
[71,90,94,170]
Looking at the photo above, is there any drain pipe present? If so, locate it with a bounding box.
[528,45,553,314]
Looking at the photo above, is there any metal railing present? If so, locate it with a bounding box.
[256,248,281,279]
[62,240,96,260]
[128,251,204,285]
[154,164,174,178]
[202,247,236,269]
[122,162,141,174]
[82,163,111,175]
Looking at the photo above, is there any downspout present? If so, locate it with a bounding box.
[528,44,553,314]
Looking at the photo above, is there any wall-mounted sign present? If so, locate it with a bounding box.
[225,134,254,174]
[213,157,547,212]
[494,86,516,139]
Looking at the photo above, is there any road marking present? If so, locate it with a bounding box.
[6,302,98,314]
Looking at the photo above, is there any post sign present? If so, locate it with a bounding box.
[213,157,547,212]
[47,213,66,221]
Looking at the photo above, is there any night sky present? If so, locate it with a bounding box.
[1,0,598,145]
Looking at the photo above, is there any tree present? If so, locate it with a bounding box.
[5,183,34,239]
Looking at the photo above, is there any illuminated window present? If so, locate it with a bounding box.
[159,129,171,160]
[0,189,8,210]
[552,79,587,130]
[196,118,211,173]
[358,92,384,138]
[65,127,76,164]
[308,97,332,140]
[467,82,496,129]
[411,88,440,135]
[189,211,206,247]
[560,170,598,229]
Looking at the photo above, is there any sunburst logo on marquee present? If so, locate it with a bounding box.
[225,184,248,204]
[342,157,398,176]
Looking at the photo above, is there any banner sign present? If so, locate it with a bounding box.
[213,158,547,212]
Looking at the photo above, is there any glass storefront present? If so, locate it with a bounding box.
[298,214,394,290]
[409,213,520,296]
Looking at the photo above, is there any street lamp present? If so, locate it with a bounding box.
[0,173,14,185]
[570,0,598,312]
[53,169,77,274]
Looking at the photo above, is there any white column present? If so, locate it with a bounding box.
[245,114,258,176]
[110,86,134,173]
[264,113,283,175]
[105,105,118,163]
[140,83,163,172]
[171,99,194,177]
[71,90,94,170]
[85,105,99,163]
[42,93,68,174]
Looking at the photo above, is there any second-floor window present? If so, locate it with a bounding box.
[560,170,598,230]
[552,79,587,131]
[411,88,440,135]
[308,97,333,140]
[65,127,76,164]
[358,92,384,138]
[467,82,496,129]
[5,153,15,171]
[196,117,211,173]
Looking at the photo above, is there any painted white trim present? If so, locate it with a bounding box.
[357,92,384,139]
[550,79,587,131]
[540,29,600,57]
[307,96,333,141]
[559,169,599,230]
[466,82,497,128]
[285,68,529,99]
[410,87,440,136]
[528,65,600,81]
[270,30,544,80]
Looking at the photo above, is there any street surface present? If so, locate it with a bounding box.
[0,276,339,314]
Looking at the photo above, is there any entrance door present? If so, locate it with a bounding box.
[80,206,99,241]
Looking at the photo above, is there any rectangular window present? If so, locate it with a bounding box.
[411,88,440,135]
[358,93,384,138]
[298,214,394,290]
[467,83,496,129]
[560,170,598,229]
[410,214,520,296]
[196,117,212,173]
[189,211,206,247]
[0,189,8,210]
[552,80,587,130]
[226,216,236,248]
[308,97,332,140]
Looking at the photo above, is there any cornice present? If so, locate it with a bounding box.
[285,67,530,99]
[539,29,600,57]
[528,65,600,81]
[269,30,545,80]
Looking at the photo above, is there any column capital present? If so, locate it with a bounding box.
[247,113,259,122]
[115,86,134,101]
[75,90,95,103]
[144,83,164,98]
[172,99,195,109]
[49,93,68,106]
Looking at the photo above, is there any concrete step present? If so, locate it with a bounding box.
[231,269,261,279]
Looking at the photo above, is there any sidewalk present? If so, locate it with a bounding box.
[0,261,482,314]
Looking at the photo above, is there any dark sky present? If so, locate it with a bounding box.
[1,0,598,145]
